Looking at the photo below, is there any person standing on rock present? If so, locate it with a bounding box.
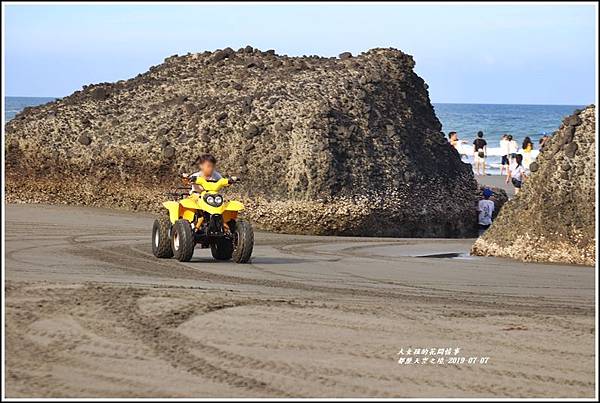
[473,131,488,176]
[478,188,495,235]
[499,134,510,175]
[506,154,527,194]
[539,134,550,150]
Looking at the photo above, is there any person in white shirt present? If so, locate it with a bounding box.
[499,134,510,175]
[507,134,519,163]
[506,154,527,194]
[478,188,495,235]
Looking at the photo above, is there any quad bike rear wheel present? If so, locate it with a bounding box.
[172,219,195,262]
[152,216,173,258]
[232,219,254,263]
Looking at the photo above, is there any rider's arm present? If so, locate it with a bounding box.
[223,176,239,186]
[184,172,204,193]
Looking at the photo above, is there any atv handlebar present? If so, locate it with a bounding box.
[166,187,191,199]
[168,176,240,201]
[180,174,241,184]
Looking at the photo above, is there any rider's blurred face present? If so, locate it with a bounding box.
[200,161,215,177]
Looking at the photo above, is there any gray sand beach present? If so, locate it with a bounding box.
[4,203,594,398]
[3,2,596,399]
[475,175,515,197]
[476,174,515,197]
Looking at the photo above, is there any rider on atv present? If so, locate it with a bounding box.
[152,152,252,263]
[183,153,222,194]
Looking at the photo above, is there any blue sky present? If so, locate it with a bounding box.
[4,3,597,104]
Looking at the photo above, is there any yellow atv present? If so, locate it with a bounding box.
[152,176,254,263]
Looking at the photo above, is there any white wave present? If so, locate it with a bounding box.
[455,143,539,158]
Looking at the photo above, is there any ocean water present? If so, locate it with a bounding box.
[4,96,56,121]
[433,103,583,174]
[4,97,582,174]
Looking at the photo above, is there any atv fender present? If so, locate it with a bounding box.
[162,201,181,224]
[179,197,200,210]
[163,200,198,224]
[224,200,245,212]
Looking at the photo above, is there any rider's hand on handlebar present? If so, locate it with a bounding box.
[180,173,192,185]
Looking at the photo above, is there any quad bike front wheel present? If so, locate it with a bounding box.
[152,216,173,258]
[232,219,254,263]
[172,219,195,262]
[211,238,233,260]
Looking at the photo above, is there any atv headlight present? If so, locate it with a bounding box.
[204,194,224,207]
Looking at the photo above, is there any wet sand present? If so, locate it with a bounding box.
[4,204,595,398]
[476,174,515,197]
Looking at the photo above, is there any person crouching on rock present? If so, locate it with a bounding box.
[506,154,526,194]
[478,188,495,236]
[182,153,222,194]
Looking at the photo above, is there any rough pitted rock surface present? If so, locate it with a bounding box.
[5,47,478,237]
[472,105,596,265]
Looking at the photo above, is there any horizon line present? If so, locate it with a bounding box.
[3,95,589,108]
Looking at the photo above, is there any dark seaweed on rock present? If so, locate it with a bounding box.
[5,47,478,237]
[472,105,596,265]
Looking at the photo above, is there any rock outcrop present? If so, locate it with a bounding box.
[5,47,478,237]
[472,105,596,265]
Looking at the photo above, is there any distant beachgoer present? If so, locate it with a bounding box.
[507,135,519,162]
[448,131,459,149]
[539,134,550,150]
[448,131,469,162]
[499,134,510,175]
[478,188,495,235]
[522,136,534,170]
[473,131,487,176]
[506,154,527,194]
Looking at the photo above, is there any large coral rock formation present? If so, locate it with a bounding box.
[6,47,477,237]
[472,105,596,265]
